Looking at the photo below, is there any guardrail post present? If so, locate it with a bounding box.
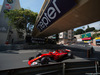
[95,61,99,74]
[63,63,65,75]
[91,47,94,54]
[8,70,14,75]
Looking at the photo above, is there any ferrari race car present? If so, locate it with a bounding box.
[28,49,73,66]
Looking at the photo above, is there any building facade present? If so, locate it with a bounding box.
[74,31,100,45]
[0,0,23,44]
[58,29,75,44]
[0,5,1,8]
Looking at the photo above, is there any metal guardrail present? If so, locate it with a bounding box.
[0,61,99,75]
[65,44,94,58]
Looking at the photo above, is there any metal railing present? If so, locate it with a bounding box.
[0,60,99,75]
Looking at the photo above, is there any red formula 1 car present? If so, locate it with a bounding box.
[28,49,73,66]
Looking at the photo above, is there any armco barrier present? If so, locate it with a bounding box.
[66,44,94,58]
[0,61,99,75]
[65,61,97,75]
[0,63,63,75]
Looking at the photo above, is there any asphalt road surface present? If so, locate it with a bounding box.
[0,45,99,70]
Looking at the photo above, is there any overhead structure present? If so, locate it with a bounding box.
[32,0,100,37]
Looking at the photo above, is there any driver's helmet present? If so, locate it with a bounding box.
[53,51,55,53]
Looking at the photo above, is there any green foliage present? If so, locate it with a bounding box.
[74,26,96,35]
[5,8,38,30]
[92,33,100,39]
[87,25,90,29]
[85,27,95,32]
[93,30,99,32]
[74,29,84,35]
[80,35,82,38]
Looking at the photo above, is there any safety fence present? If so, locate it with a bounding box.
[0,60,100,75]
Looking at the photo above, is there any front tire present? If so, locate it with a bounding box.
[40,57,49,65]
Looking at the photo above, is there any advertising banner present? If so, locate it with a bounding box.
[5,4,11,9]
[96,41,100,45]
[96,39,100,45]
[82,33,91,38]
[82,33,91,41]
[82,37,91,41]
[36,0,76,32]
[95,37,100,40]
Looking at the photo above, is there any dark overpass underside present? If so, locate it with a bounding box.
[32,0,100,37]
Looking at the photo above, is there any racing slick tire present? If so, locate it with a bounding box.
[40,57,49,65]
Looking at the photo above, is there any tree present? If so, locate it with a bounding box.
[93,30,98,32]
[82,26,85,30]
[87,25,90,29]
[74,29,85,35]
[92,33,100,39]
[4,8,38,32]
[85,27,95,32]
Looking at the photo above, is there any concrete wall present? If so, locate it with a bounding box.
[11,29,25,43]
[0,33,8,44]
